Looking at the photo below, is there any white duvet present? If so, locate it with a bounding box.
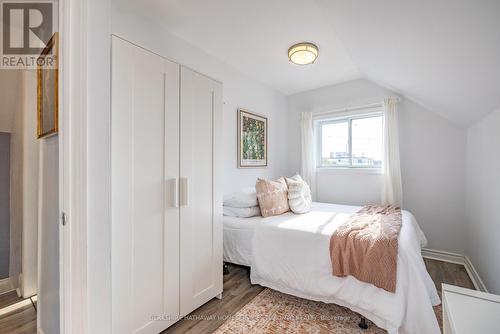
[247,202,441,334]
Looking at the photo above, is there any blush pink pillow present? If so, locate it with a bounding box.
[255,177,290,217]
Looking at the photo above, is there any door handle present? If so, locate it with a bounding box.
[180,177,189,207]
[170,178,179,208]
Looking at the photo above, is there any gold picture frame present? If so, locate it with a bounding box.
[37,32,59,138]
[238,109,268,168]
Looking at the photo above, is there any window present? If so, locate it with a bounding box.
[316,112,384,168]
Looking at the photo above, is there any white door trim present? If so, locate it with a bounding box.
[60,0,113,333]
[60,0,87,332]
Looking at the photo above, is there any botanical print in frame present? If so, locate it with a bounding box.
[37,32,59,138]
[238,109,267,168]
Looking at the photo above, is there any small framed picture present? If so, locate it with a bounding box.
[37,32,59,138]
[238,109,267,168]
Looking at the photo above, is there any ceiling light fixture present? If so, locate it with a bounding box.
[288,42,319,65]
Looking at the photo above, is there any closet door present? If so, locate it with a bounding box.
[179,66,223,315]
[111,36,180,334]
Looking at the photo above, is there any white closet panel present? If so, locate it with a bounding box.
[111,36,180,334]
[179,66,223,315]
[112,36,223,334]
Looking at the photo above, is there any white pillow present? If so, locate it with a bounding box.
[223,206,261,218]
[223,187,258,208]
[285,174,312,214]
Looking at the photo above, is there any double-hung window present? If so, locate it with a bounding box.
[315,110,384,169]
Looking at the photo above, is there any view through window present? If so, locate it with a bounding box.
[317,113,384,168]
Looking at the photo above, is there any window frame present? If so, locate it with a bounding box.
[315,111,384,170]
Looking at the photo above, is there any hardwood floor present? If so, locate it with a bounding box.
[0,258,476,334]
[0,291,22,310]
[163,258,475,334]
[424,258,475,291]
[162,265,264,334]
[0,302,36,334]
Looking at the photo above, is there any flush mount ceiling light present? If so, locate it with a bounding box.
[288,42,319,65]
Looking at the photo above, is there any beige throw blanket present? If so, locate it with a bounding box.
[329,205,402,293]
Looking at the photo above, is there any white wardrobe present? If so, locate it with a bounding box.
[111,36,223,334]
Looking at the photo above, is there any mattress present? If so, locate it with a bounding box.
[223,202,428,266]
[223,215,259,266]
[222,202,440,334]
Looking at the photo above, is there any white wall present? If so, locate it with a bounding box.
[0,69,41,296]
[21,70,39,297]
[38,136,60,334]
[465,108,500,294]
[9,72,23,288]
[288,79,467,253]
[4,70,40,294]
[0,70,22,133]
[111,8,291,193]
[398,97,467,254]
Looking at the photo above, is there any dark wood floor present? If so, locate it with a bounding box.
[163,258,475,334]
[0,258,475,334]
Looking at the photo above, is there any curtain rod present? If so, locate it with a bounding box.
[312,102,382,117]
[311,97,401,117]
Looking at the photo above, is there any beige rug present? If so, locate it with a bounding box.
[214,289,442,333]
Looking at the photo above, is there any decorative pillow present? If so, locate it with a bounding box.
[223,205,261,218]
[285,174,312,214]
[223,187,258,208]
[255,177,290,217]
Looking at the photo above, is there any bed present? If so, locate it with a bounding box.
[223,202,441,334]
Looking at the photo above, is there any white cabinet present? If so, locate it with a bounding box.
[179,67,223,315]
[111,36,222,334]
[443,284,500,334]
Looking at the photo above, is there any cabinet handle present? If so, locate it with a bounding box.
[180,177,189,207]
[171,178,179,208]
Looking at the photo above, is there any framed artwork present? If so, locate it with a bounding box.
[238,109,267,168]
[37,32,59,138]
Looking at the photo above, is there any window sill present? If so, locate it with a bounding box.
[316,167,383,175]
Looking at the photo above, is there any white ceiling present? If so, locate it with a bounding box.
[114,0,500,125]
[113,0,361,95]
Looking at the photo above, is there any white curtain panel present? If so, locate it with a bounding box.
[301,112,316,200]
[382,97,403,205]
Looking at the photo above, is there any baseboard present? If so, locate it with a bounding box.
[464,256,488,293]
[0,298,32,317]
[421,248,488,292]
[421,248,465,265]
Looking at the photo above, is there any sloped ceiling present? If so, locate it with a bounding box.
[113,0,500,125]
[315,0,500,125]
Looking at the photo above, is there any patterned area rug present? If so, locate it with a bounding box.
[214,288,442,333]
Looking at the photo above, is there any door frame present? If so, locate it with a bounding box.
[59,0,87,333]
[59,0,112,333]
